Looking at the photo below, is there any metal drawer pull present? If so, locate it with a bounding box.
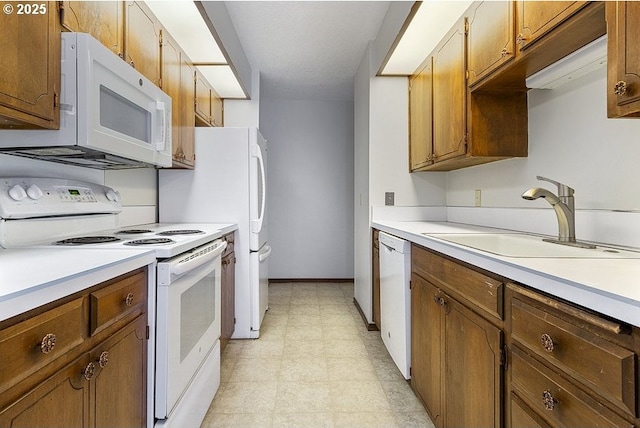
[540,333,554,352]
[125,292,135,307]
[542,390,557,410]
[83,362,96,381]
[614,80,627,95]
[40,333,57,354]
[98,351,109,368]
[516,33,526,45]
[501,48,509,57]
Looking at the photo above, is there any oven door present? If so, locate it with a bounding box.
[155,239,226,419]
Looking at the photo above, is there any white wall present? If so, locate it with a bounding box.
[353,43,447,323]
[260,97,354,279]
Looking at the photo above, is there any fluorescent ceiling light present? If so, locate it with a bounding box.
[197,66,246,99]
[381,1,471,75]
[526,35,607,89]
[147,1,247,98]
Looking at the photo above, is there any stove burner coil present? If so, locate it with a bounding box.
[124,238,175,246]
[157,230,204,236]
[116,229,153,234]
[55,236,122,245]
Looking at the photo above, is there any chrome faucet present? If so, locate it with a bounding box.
[521,176,594,248]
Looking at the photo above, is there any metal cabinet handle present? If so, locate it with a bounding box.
[98,351,110,368]
[433,295,446,307]
[516,33,526,45]
[614,80,627,95]
[125,292,135,307]
[540,333,554,352]
[83,362,96,381]
[40,333,57,354]
[542,390,557,410]
[501,48,509,57]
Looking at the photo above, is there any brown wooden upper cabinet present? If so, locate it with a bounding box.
[124,1,161,86]
[161,30,194,169]
[60,1,123,58]
[195,70,224,127]
[432,18,467,166]
[607,1,640,118]
[409,14,527,172]
[408,58,433,171]
[0,1,60,129]
[467,1,515,87]
[515,1,589,52]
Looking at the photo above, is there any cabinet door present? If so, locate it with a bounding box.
[443,294,502,428]
[211,91,224,127]
[467,1,515,86]
[93,316,147,428]
[516,1,588,51]
[607,1,640,118]
[409,58,434,172]
[432,18,467,164]
[195,69,212,126]
[221,250,236,351]
[0,1,60,129]
[61,1,123,57]
[179,59,195,168]
[161,31,184,167]
[0,354,91,428]
[411,274,443,428]
[372,230,381,330]
[124,1,161,86]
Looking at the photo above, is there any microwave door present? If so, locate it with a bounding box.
[76,34,172,167]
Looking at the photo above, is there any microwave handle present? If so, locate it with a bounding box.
[156,101,167,151]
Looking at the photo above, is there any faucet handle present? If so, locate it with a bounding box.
[536,176,574,197]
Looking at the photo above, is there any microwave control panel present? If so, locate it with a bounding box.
[0,177,122,219]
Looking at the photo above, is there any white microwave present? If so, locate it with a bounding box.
[0,33,172,169]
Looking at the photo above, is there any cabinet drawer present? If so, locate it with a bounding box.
[412,245,503,321]
[0,297,85,394]
[90,271,146,336]
[511,346,632,428]
[511,296,636,416]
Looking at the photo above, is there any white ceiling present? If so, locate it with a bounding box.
[222,1,391,101]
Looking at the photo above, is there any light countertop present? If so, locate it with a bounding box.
[372,220,640,327]
[0,248,156,322]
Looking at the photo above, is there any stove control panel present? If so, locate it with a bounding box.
[0,177,122,219]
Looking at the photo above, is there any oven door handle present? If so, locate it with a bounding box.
[171,240,227,276]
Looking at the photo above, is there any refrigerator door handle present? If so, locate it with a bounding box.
[251,144,266,233]
[259,244,272,262]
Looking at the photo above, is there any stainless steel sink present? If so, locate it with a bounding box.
[424,233,640,258]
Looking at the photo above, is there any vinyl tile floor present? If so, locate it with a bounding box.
[201,282,436,428]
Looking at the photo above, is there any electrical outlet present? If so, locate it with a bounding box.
[475,189,482,207]
[385,192,395,206]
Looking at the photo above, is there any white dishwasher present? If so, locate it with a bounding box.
[379,231,411,379]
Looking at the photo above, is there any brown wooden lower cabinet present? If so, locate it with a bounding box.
[411,245,503,428]
[372,228,380,330]
[0,269,148,428]
[409,243,640,428]
[221,231,236,352]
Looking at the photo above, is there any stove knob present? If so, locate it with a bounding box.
[27,184,44,200]
[105,189,121,202]
[8,184,27,201]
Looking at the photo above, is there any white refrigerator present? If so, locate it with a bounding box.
[159,127,270,339]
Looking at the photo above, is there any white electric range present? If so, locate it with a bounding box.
[0,177,233,428]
